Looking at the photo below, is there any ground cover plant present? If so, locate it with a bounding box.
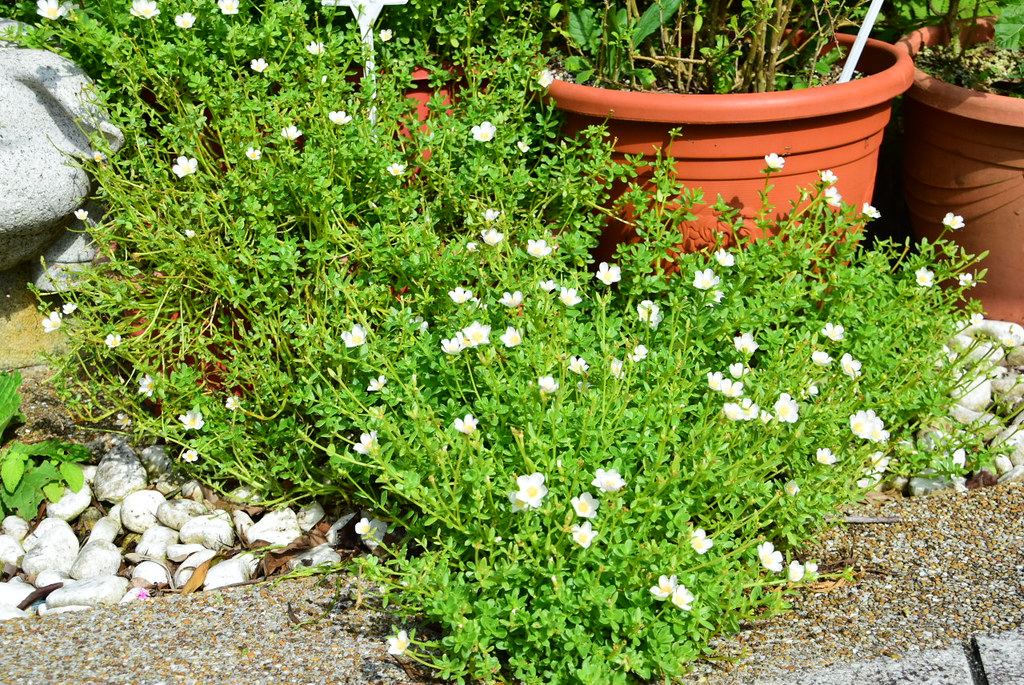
[14,0,992,682]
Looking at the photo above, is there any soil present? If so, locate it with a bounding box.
[915,43,1024,97]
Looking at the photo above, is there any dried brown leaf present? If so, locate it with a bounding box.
[180,558,213,595]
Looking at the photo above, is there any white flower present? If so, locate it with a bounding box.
[174,12,196,28]
[916,267,935,288]
[709,290,725,306]
[367,375,386,392]
[245,147,262,161]
[773,393,799,423]
[596,262,622,285]
[514,473,547,508]
[281,126,302,141]
[609,358,625,379]
[538,69,554,87]
[693,268,719,291]
[179,409,205,431]
[538,376,559,394]
[811,350,832,366]
[37,0,73,20]
[571,521,598,548]
[722,402,744,421]
[820,169,838,185]
[714,249,735,267]
[822,322,845,341]
[734,333,758,355]
[138,374,155,397]
[758,541,784,572]
[481,228,504,246]
[341,323,367,348]
[539,280,558,292]
[863,203,881,220]
[592,468,626,493]
[130,0,160,19]
[720,379,744,397]
[448,286,473,304]
[499,291,523,308]
[483,209,502,222]
[62,303,78,315]
[650,574,677,600]
[353,431,379,455]
[329,110,353,125]
[250,58,269,73]
[172,156,198,178]
[637,300,662,329]
[115,413,132,430]
[850,409,888,443]
[41,311,62,333]
[454,414,478,434]
[559,287,582,307]
[181,449,199,463]
[387,163,406,176]
[461,321,491,347]
[729,363,747,378]
[379,29,393,41]
[824,186,843,208]
[386,630,410,656]
[105,333,122,348]
[306,41,325,55]
[74,208,89,223]
[763,153,785,171]
[441,337,465,354]
[471,121,496,142]
[568,356,589,375]
[805,384,819,397]
[958,273,976,288]
[517,140,531,153]
[788,560,806,583]
[690,528,714,554]
[942,212,965,230]
[806,562,819,577]
[630,344,648,362]
[184,229,196,238]
[527,239,553,258]
[840,353,862,379]
[217,0,239,15]
[465,242,479,252]
[571,492,599,519]
[671,584,694,611]
[816,448,837,465]
[707,371,725,391]
[225,395,241,411]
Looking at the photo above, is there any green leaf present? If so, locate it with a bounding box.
[42,481,65,503]
[1,449,26,494]
[995,7,1024,51]
[60,462,85,493]
[2,484,42,521]
[0,370,22,437]
[567,8,600,51]
[632,0,682,49]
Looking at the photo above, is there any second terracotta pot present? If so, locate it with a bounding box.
[546,34,914,263]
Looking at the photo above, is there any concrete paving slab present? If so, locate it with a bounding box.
[975,629,1024,685]
[754,648,975,685]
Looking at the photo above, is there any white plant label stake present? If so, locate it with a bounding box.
[322,0,408,123]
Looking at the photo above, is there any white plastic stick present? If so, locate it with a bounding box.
[838,0,886,83]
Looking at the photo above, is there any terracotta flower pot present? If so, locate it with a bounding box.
[546,34,914,263]
[898,20,1024,324]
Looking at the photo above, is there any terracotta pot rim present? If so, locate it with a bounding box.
[545,34,913,125]
[897,20,1024,126]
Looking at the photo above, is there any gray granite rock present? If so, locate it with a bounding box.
[754,648,974,684]
[119,489,166,533]
[0,22,122,272]
[46,483,93,521]
[69,540,122,580]
[45,575,128,609]
[21,518,79,576]
[138,444,172,479]
[974,629,1024,685]
[92,443,147,503]
[908,473,955,497]
[245,508,301,547]
[155,499,208,530]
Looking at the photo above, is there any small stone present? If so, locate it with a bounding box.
[0,535,24,568]
[138,444,172,479]
[173,548,218,587]
[92,442,147,503]
[179,512,235,550]
[0,605,28,621]
[46,575,128,608]
[77,507,104,531]
[21,518,79,576]
[135,525,178,559]
[908,472,954,497]
[34,569,71,588]
[998,464,1024,484]
[991,428,1024,467]
[180,480,204,502]
[87,516,122,545]
[39,604,94,615]
[1,515,29,542]
[287,544,342,571]
[948,405,1002,439]
[1007,345,1024,367]
[69,540,122,580]
[155,499,208,531]
[120,490,167,533]
[204,554,257,590]
[952,376,992,413]
[227,487,262,504]
[0,577,34,608]
[45,482,93,521]
[326,513,358,547]
[994,455,1014,475]
[119,587,152,603]
[297,503,326,532]
[166,543,209,563]
[231,511,253,540]
[131,560,169,585]
[80,464,97,485]
[245,509,301,547]
[153,470,190,496]
[974,319,1024,344]
[991,373,1024,402]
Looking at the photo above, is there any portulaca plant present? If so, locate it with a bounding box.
[20,0,989,682]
